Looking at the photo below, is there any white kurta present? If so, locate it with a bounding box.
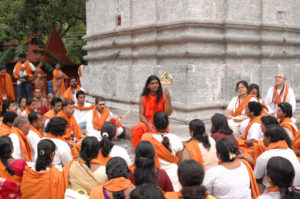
[27,129,41,160]
[264,86,296,114]
[9,133,24,160]
[73,102,93,129]
[247,123,263,141]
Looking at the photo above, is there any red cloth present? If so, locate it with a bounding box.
[128,168,174,192]
[211,132,240,155]
[10,160,27,177]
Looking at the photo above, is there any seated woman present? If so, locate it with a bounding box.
[165,160,215,199]
[90,157,135,199]
[128,141,174,192]
[181,119,218,171]
[203,138,259,199]
[16,97,26,116]
[21,139,65,199]
[0,136,26,199]
[96,123,132,166]
[226,80,257,138]
[63,137,107,196]
[130,183,165,199]
[258,156,300,199]
[277,102,298,141]
[249,84,269,115]
[141,111,183,191]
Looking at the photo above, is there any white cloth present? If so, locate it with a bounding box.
[283,122,298,141]
[254,148,300,189]
[40,137,73,167]
[247,122,263,140]
[109,145,132,166]
[264,86,296,114]
[257,192,281,199]
[9,133,24,160]
[73,102,93,126]
[13,62,36,85]
[197,136,218,171]
[152,133,184,191]
[227,96,257,115]
[203,163,252,199]
[27,129,41,160]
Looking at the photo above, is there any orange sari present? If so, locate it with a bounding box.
[184,139,204,167]
[0,73,15,103]
[12,127,32,162]
[131,94,166,149]
[52,69,65,97]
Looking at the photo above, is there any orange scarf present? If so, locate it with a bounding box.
[0,123,13,136]
[30,125,43,138]
[93,108,110,131]
[43,110,57,120]
[25,107,32,115]
[0,161,22,184]
[264,185,280,194]
[142,133,178,168]
[94,150,112,166]
[12,127,32,162]
[184,139,204,167]
[14,60,33,78]
[267,140,288,150]
[274,85,289,105]
[20,165,65,199]
[239,159,259,199]
[0,73,15,103]
[90,177,134,199]
[233,95,255,117]
[63,85,81,101]
[74,104,94,111]
[280,117,298,139]
[143,94,165,123]
[57,111,82,141]
[243,116,262,140]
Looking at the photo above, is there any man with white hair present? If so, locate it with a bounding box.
[264,72,296,116]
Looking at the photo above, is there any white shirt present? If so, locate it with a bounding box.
[203,163,252,199]
[110,145,132,166]
[9,133,24,160]
[227,96,257,116]
[247,123,263,140]
[264,86,296,114]
[257,192,281,199]
[13,62,36,85]
[254,148,300,189]
[27,129,41,160]
[73,102,93,125]
[41,137,73,167]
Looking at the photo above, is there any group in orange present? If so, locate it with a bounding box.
[0,55,300,199]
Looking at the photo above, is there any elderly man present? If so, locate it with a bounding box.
[264,72,296,116]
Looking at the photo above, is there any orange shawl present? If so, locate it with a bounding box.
[142,133,178,168]
[0,73,15,103]
[143,94,166,124]
[74,104,94,111]
[30,125,43,138]
[52,69,65,96]
[12,127,32,162]
[165,192,216,199]
[63,85,81,101]
[274,85,289,105]
[184,139,204,166]
[0,161,22,184]
[13,60,33,79]
[90,177,134,199]
[0,123,13,136]
[93,108,110,131]
[239,159,259,199]
[94,150,112,166]
[280,117,298,139]
[57,111,82,141]
[43,110,57,120]
[233,95,256,117]
[20,165,65,199]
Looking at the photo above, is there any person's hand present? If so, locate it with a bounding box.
[18,78,26,82]
[147,123,153,132]
[68,140,76,148]
[164,88,171,99]
[233,118,242,122]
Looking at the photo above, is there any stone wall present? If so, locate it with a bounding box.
[82,0,300,122]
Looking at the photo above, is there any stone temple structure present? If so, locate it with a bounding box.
[82,0,300,122]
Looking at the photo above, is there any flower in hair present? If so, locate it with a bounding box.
[229,152,236,160]
[102,132,109,137]
[39,150,45,156]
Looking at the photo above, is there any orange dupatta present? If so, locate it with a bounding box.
[0,73,15,103]
[184,139,204,166]
[274,85,289,105]
[13,60,33,79]
[52,69,65,96]
[20,165,65,199]
[233,95,256,117]
[93,107,110,131]
[0,123,13,136]
[280,117,298,139]
[90,177,134,199]
[142,133,178,168]
[57,111,82,141]
[239,159,259,199]
[0,161,22,184]
[63,85,81,101]
[12,127,32,162]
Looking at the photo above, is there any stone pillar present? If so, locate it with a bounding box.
[82,0,300,121]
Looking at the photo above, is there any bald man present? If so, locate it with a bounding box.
[264,73,296,115]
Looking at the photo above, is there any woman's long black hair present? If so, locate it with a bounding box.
[80,137,100,168]
[211,113,233,135]
[0,136,15,175]
[189,119,211,150]
[141,75,163,104]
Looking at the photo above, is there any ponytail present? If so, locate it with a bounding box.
[0,136,15,175]
[161,135,172,152]
[100,123,116,157]
[35,139,56,172]
[80,137,99,168]
[189,119,210,150]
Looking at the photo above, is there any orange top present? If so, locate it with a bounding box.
[0,161,22,184]
[142,133,178,168]
[239,159,259,199]
[12,127,32,162]
[0,73,15,103]
[74,104,94,111]
[30,125,43,138]
[93,108,110,131]
[90,177,134,199]
[280,117,298,139]
[233,95,256,117]
[184,139,204,167]
[20,165,65,199]
[0,123,13,136]
[274,85,289,105]
[57,110,82,141]
[143,94,166,124]
[13,60,33,78]
[63,85,81,101]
